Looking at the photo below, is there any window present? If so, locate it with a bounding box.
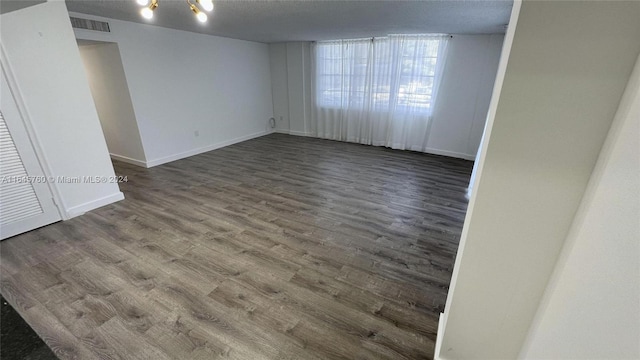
[315,35,446,115]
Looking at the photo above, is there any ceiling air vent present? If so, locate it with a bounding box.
[70,17,111,32]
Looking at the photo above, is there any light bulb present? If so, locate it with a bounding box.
[199,0,213,12]
[141,7,153,19]
[196,11,207,22]
[136,0,149,6]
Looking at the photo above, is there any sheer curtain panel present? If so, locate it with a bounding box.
[312,34,449,151]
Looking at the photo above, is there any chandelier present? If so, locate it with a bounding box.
[136,0,214,23]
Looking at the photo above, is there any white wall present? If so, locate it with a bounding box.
[269,35,504,159]
[71,12,274,167]
[286,42,314,137]
[428,34,504,159]
[270,42,314,137]
[0,1,123,218]
[269,43,290,132]
[520,53,640,360]
[437,1,640,359]
[79,43,147,166]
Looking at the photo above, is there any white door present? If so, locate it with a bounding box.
[0,71,61,240]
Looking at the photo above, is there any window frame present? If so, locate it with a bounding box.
[314,36,444,114]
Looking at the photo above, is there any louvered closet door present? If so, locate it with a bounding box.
[0,71,61,240]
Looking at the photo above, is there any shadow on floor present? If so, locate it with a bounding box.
[1,294,57,360]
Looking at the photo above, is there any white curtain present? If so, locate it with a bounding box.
[311,34,449,151]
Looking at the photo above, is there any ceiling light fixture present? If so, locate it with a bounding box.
[140,0,158,19]
[189,3,208,23]
[197,0,214,12]
[135,0,214,24]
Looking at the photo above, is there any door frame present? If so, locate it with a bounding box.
[1,43,68,220]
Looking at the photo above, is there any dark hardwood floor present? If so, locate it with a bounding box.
[0,134,473,360]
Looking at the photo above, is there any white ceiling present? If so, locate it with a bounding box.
[0,1,46,14]
[65,0,513,43]
[51,0,510,43]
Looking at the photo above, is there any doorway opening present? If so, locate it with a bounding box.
[77,40,147,167]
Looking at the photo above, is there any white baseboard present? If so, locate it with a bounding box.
[66,191,125,218]
[281,131,476,160]
[434,312,446,360]
[145,130,271,168]
[423,147,476,161]
[288,130,313,137]
[110,153,147,168]
[275,129,313,137]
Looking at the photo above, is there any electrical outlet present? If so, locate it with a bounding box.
[194,130,199,137]
[279,116,283,122]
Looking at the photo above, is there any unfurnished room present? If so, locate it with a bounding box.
[0,1,639,359]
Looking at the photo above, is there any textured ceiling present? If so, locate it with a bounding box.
[0,1,46,14]
[64,0,513,43]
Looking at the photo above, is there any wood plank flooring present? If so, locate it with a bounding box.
[0,134,473,360]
